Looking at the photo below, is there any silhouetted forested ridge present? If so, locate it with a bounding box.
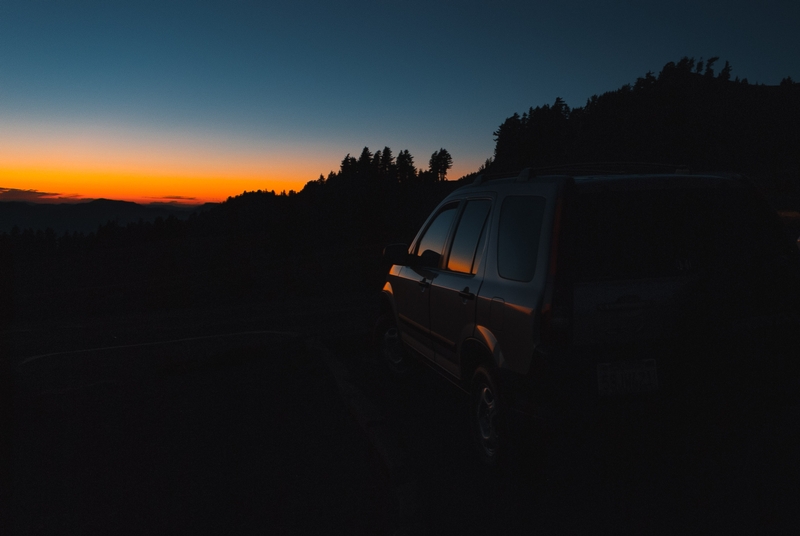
[489,57,800,190]
[0,198,210,235]
[4,58,800,324]
[2,146,461,321]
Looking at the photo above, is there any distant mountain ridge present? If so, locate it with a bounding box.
[0,198,216,234]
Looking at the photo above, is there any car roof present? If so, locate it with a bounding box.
[570,173,742,192]
[454,171,743,195]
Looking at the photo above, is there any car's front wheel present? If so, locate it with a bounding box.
[376,314,414,378]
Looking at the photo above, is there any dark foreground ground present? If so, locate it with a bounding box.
[9,297,800,535]
[11,297,393,535]
[327,333,800,536]
[14,336,392,534]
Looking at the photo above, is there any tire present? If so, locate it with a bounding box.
[376,314,414,378]
[470,365,509,471]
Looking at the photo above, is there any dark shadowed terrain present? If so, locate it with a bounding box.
[0,199,211,235]
[7,279,800,536]
[326,330,800,535]
[11,300,799,535]
[12,305,394,535]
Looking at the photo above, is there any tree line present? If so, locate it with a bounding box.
[0,144,461,321]
[300,146,453,195]
[486,57,800,189]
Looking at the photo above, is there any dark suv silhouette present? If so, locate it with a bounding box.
[378,168,800,469]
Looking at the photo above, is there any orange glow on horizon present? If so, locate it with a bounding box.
[1,161,477,204]
[0,121,340,203]
[1,120,479,204]
[0,164,311,204]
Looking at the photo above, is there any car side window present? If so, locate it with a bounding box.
[415,204,458,268]
[497,195,546,282]
[446,200,491,274]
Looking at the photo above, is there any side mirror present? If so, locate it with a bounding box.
[418,249,441,268]
[383,243,410,266]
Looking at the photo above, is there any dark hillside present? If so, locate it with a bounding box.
[0,199,211,235]
[3,147,460,323]
[490,58,800,209]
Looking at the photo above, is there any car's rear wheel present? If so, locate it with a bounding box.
[470,366,508,470]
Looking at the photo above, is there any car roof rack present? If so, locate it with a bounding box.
[472,162,691,185]
[471,170,522,186]
[529,162,689,176]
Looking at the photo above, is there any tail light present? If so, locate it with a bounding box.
[541,303,572,346]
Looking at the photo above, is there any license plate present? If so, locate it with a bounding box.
[597,359,659,396]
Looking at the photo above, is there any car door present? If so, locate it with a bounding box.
[392,202,459,362]
[429,198,493,377]
[475,192,553,374]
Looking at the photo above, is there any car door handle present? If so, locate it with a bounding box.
[418,279,431,288]
[458,287,475,300]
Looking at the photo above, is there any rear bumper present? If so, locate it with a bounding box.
[506,343,701,436]
[506,320,800,441]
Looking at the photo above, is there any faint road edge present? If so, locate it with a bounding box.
[306,337,428,536]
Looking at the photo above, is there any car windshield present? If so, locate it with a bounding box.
[571,184,787,281]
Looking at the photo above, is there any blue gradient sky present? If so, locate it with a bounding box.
[1,0,798,202]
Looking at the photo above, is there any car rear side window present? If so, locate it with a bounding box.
[415,204,458,267]
[497,196,546,282]
[447,200,491,274]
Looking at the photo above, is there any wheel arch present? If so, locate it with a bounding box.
[459,338,494,389]
[376,285,399,345]
[378,282,398,320]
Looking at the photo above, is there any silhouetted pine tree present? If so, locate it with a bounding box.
[396,150,417,184]
[429,148,453,181]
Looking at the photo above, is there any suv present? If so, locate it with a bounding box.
[378,168,800,468]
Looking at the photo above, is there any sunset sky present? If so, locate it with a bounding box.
[1,0,798,204]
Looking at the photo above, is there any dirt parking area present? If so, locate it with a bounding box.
[9,295,800,535]
[13,331,391,535]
